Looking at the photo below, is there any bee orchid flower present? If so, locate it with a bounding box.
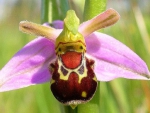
[0,9,150,107]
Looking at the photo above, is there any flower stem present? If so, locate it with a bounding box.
[83,0,107,21]
[64,106,77,113]
[41,0,49,23]
[77,83,100,113]
[78,0,107,112]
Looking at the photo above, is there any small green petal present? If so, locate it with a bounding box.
[55,10,86,51]
[64,10,80,35]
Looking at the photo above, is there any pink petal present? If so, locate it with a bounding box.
[0,37,56,92]
[19,21,60,41]
[51,20,64,29]
[85,32,150,81]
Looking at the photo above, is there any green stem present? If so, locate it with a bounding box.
[59,0,70,19]
[77,0,107,113]
[51,0,69,21]
[77,83,100,113]
[64,106,77,113]
[51,0,60,21]
[41,0,49,23]
[83,0,107,21]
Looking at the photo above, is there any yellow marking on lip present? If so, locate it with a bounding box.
[58,53,87,84]
[55,41,86,55]
[58,55,88,84]
[58,59,70,81]
[50,79,55,85]
[78,57,88,84]
[59,73,70,81]
[81,91,87,98]
[93,76,98,82]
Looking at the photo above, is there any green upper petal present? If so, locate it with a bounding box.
[64,10,79,35]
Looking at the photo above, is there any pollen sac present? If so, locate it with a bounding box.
[50,51,98,107]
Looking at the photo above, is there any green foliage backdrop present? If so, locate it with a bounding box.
[0,0,150,113]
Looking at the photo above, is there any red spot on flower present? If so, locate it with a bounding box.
[61,51,82,69]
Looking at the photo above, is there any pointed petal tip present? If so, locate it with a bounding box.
[135,69,150,80]
[146,71,150,79]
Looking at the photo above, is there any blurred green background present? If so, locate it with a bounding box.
[0,0,150,113]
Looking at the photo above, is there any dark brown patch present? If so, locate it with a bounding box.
[50,57,97,105]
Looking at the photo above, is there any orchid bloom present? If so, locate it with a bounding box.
[0,9,150,107]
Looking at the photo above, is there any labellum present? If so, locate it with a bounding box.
[50,10,97,108]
